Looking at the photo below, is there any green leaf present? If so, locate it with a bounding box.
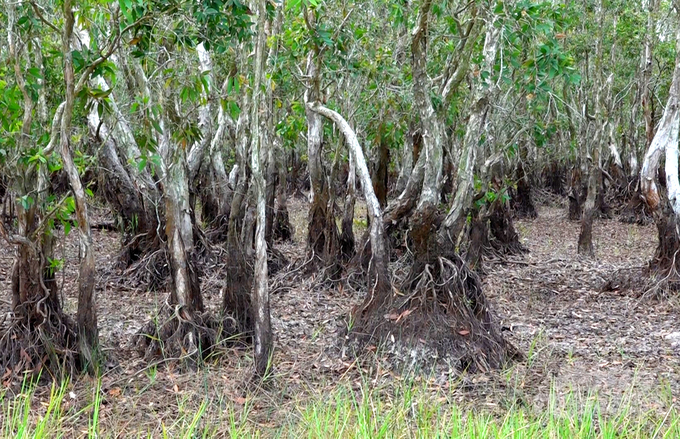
[138,156,147,172]
[150,119,163,134]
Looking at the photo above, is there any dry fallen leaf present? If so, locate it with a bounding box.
[395,308,414,323]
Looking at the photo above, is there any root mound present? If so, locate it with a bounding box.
[644,210,680,290]
[0,306,80,382]
[135,306,239,364]
[350,207,520,372]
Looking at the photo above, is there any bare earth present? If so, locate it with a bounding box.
[1,201,679,435]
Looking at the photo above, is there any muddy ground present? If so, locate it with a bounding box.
[1,198,679,435]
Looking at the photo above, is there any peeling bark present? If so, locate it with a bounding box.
[250,0,273,377]
[60,1,98,365]
[304,42,339,270]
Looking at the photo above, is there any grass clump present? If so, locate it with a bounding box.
[0,374,678,438]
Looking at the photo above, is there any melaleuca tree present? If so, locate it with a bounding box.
[0,0,155,377]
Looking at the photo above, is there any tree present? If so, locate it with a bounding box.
[640,16,680,276]
[350,0,517,371]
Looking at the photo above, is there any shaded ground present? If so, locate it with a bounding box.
[1,200,679,435]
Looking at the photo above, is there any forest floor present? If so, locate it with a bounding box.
[1,197,680,437]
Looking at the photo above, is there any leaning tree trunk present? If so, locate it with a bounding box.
[309,104,390,297]
[641,24,680,277]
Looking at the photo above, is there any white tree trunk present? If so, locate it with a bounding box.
[309,103,389,291]
[442,15,501,240]
[187,42,214,180]
[250,0,272,377]
[641,27,680,211]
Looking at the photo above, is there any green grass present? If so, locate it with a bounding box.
[0,375,678,438]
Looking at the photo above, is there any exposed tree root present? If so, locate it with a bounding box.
[135,306,238,365]
[267,247,289,276]
[121,247,169,291]
[604,210,680,296]
[350,207,520,373]
[645,210,680,287]
[0,304,79,384]
[620,190,654,225]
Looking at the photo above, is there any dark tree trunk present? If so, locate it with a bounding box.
[511,162,537,219]
[221,171,254,335]
[568,166,585,221]
[544,161,565,195]
[97,137,161,265]
[465,211,489,271]
[273,148,293,242]
[489,199,528,255]
[372,137,390,208]
[264,149,277,246]
[648,208,680,279]
[578,208,595,256]
[621,188,653,224]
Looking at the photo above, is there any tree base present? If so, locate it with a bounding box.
[620,191,653,225]
[350,207,520,372]
[511,164,538,219]
[0,307,80,383]
[135,306,234,364]
[489,201,528,256]
[350,250,519,372]
[273,207,293,242]
[647,210,680,280]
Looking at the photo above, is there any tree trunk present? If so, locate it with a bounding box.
[304,46,339,270]
[372,134,390,208]
[511,161,537,219]
[249,0,273,377]
[273,141,293,242]
[340,148,357,259]
[309,103,390,296]
[61,1,98,367]
[394,130,414,194]
[641,24,680,276]
[642,0,659,151]
[348,3,516,371]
